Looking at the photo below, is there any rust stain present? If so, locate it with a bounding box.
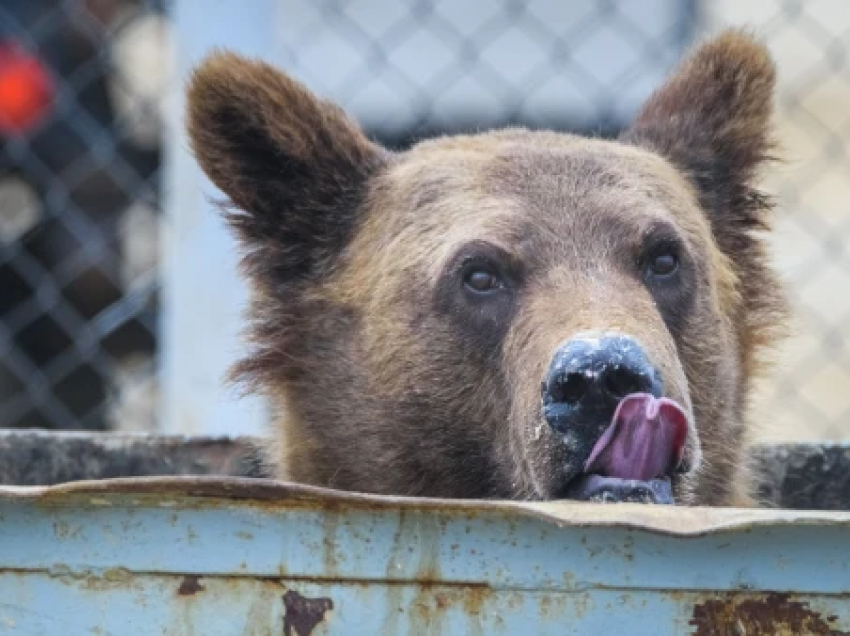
[282,590,333,636]
[49,567,138,592]
[434,591,450,610]
[177,575,205,596]
[406,583,490,634]
[460,585,490,617]
[322,512,340,574]
[690,593,849,635]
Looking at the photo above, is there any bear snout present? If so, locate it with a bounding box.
[540,333,692,504]
[541,334,663,435]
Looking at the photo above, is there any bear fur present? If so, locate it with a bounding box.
[186,31,786,506]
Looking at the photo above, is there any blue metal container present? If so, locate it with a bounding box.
[1,477,849,634]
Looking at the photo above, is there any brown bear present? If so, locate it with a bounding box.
[186,30,785,507]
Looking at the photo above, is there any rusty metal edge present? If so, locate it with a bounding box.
[2,476,850,537]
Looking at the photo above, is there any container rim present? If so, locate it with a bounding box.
[2,475,850,537]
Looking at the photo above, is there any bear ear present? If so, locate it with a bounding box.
[186,51,388,283]
[621,31,777,242]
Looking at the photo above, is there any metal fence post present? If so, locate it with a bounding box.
[161,0,277,435]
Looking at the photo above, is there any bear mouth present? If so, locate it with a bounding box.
[560,393,689,505]
[564,474,676,504]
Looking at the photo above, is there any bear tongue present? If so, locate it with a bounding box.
[583,393,688,481]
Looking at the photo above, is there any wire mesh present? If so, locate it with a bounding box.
[1,0,848,440]
[699,2,850,441]
[0,0,167,431]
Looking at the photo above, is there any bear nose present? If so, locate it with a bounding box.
[542,334,662,435]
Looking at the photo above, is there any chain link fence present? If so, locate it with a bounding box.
[698,2,850,441]
[0,0,167,431]
[1,0,848,441]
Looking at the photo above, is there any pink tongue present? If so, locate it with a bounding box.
[584,393,688,481]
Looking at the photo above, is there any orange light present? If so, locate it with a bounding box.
[0,42,55,135]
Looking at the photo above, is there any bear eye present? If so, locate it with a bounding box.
[463,268,505,294]
[648,252,679,277]
[642,237,681,282]
[461,259,506,295]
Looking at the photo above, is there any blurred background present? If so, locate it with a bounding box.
[0,0,847,441]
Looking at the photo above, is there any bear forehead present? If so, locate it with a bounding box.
[362,129,715,265]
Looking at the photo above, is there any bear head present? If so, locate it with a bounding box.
[187,31,785,506]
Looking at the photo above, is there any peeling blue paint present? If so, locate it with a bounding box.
[1,478,849,634]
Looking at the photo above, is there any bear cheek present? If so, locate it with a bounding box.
[503,352,574,498]
[507,402,563,497]
[669,472,699,506]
